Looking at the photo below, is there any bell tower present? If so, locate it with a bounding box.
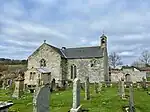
[100,34,107,48]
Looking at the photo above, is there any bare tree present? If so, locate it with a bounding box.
[109,52,123,68]
[139,50,150,66]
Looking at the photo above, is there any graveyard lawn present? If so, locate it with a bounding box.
[0,86,150,112]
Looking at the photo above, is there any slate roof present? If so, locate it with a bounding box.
[29,43,104,59]
[61,46,103,59]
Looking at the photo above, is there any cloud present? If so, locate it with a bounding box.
[0,0,150,65]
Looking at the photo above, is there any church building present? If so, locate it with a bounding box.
[24,34,109,88]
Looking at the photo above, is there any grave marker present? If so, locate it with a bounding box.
[33,84,50,112]
[129,84,135,112]
[70,78,82,112]
[84,76,90,100]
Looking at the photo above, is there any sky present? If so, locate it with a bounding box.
[0,0,150,65]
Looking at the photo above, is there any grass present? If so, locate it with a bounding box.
[0,85,150,112]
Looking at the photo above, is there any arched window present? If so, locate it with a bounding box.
[74,65,77,79]
[40,59,46,67]
[70,64,77,79]
[71,65,73,79]
[125,74,131,82]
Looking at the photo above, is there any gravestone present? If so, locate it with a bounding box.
[142,77,147,90]
[51,78,56,91]
[98,82,102,92]
[0,101,13,112]
[118,80,121,96]
[2,80,7,90]
[12,75,24,98]
[129,84,135,112]
[84,76,90,100]
[70,78,82,112]
[121,78,125,99]
[33,84,50,112]
[137,83,140,89]
[94,82,98,93]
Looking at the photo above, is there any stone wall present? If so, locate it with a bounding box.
[110,70,147,83]
[27,43,62,84]
[67,58,104,83]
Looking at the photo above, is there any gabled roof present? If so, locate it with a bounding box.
[62,46,103,59]
[29,43,104,59]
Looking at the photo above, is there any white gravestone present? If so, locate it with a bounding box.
[70,78,82,112]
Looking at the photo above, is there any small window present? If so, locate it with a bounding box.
[70,64,77,79]
[90,59,97,67]
[29,72,32,80]
[40,59,46,67]
[71,65,73,79]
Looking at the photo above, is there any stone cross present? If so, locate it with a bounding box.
[84,76,90,100]
[129,84,135,112]
[12,74,24,98]
[70,78,82,112]
[33,84,50,112]
[94,82,98,93]
[121,78,125,98]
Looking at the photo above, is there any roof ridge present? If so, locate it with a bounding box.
[66,46,101,49]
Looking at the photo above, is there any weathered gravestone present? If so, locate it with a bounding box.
[129,84,135,112]
[94,82,98,93]
[2,80,7,90]
[51,78,56,92]
[84,76,90,100]
[12,75,24,98]
[0,101,13,112]
[33,84,50,112]
[70,78,82,112]
[98,82,102,92]
[142,77,147,90]
[118,80,121,96]
[121,78,125,99]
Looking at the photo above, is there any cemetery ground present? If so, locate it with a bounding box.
[0,85,150,112]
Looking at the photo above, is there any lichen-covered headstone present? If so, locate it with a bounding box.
[70,78,82,112]
[33,84,50,112]
[84,76,90,100]
[12,75,24,98]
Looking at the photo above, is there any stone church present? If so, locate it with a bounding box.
[24,34,109,88]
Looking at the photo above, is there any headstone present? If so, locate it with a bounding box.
[2,80,7,90]
[142,77,147,90]
[70,78,82,112]
[84,77,90,100]
[0,101,13,112]
[51,78,56,91]
[94,82,98,93]
[137,83,140,89]
[118,80,121,96]
[33,84,50,112]
[12,74,24,98]
[121,78,125,99]
[98,82,102,92]
[129,84,135,112]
